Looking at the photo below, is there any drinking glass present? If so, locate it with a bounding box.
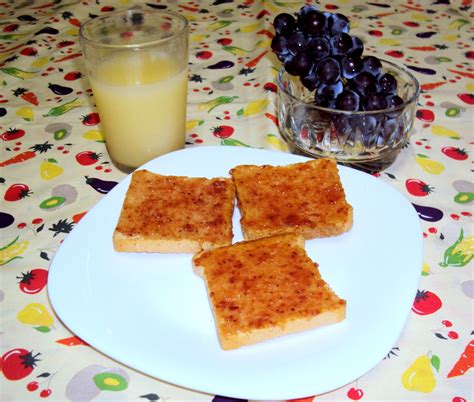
[80,9,189,172]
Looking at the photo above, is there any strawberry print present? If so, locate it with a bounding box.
[81,112,100,126]
[1,348,41,380]
[442,147,468,161]
[412,290,442,315]
[4,184,32,201]
[212,125,234,138]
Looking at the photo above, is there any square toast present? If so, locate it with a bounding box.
[113,169,235,253]
[230,158,353,240]
[193,233,346,350]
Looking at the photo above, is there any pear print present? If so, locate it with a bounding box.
[402,354,439,393]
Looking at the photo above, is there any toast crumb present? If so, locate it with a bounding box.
[113,169,235,253]
[230,158,353,240]
[193,233,346,350]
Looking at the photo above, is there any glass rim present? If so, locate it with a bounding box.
[79,8,189,49]
[277,58,421,116]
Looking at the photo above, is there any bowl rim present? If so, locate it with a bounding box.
[277,58,421,116]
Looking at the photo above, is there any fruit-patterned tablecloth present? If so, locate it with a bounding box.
[1,0,473,401]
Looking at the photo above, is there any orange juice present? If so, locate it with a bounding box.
[89,53,188,170]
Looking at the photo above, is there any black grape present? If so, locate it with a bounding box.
[286,52,313,77]
[362,92,388,111]
[350,71,378,97]
[330,33,353,56]
[378,73,398,94]
[287,31,307,55]
[351,36,364,57]
[316,80,344,103]
[316,57,341,84]
[301,70,318,91]
[273,13,296,37]
[387,95,404,108]
[341,54,362,79]
[335,90,360,111]
[361,56,382,76]
[271,35,288,56]
[301,9,326,36]
[325,12,350,35]
[307,37,330,60]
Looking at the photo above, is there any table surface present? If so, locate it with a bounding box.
[1,1,472,401]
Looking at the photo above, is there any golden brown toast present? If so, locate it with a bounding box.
[113,169,235,253]
[229,158,353,240]
[193,233,346,350]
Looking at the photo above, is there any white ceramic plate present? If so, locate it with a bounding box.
[48,146,422,400]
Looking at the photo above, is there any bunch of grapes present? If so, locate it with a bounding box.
[271,5,403,112]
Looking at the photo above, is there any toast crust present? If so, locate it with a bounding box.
[230,158,353,240]
[113,169,235,253]
[193,233,346,350]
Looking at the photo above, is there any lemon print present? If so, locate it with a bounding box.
[411,13,431,21]
[31,56,50,68]
[416,154,445,175]
[379,38,400,46]
[265,134,288,151]
[18,303,54,327]
[83,129,105,142]
[190,34,209,42]
[441,34,458,42]
[240,21,261,33]
[237,99,269,117]
[421,262,430,276]
[186,119,204,132]
[431,125,460,139]
[16,106,34,121]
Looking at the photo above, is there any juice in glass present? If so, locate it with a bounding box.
[89,53,187,169]
[80,9,189,172]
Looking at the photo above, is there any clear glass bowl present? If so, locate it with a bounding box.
[277,59,420,173]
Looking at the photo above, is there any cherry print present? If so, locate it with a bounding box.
[40,389,52,398]
[448,331,459,340]
[442,320,453,327]
[27,381,39,392]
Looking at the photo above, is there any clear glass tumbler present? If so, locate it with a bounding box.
[80,9,189,173]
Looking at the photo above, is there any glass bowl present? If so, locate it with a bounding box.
[277,59,420,173]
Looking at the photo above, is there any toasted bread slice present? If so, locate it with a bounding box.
[113,169,235,253]
[193,233,346,350]
[229,158,353,240]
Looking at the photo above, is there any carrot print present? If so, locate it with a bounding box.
[12,88,39,106]
[264,112,278,127]
[421,82,447,91]
[0,151,36,167]
[0,141,52,167]
[408,46,437,51]
[447,339,474,378]
[53,53,82,63]
[257,29,274,38]
[56,335,89,346]
[448,69,474,79]
[245,50,268,68]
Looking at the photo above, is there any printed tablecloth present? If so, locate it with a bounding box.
[1,0,472,401]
